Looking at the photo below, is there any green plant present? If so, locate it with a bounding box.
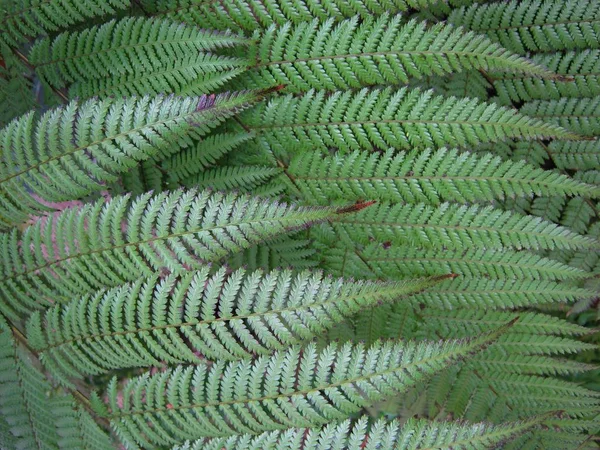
[1,0,599,449]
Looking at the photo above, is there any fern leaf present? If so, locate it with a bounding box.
[69,53,248,99]
[448,0,600,54]
[163,132,255,183]
[0,318,59,449]
[182,165,282,191]
[172,414,551,450]
[100,329,509,446]
[494,50,600,103]
[28,268,444,383]
[521,96,600,137]
[321,244,589,281]
[0,189,339,321]
[330,202,598,252]
[287,148,600,205]
[53,396,114,450]
[0,92,259,229]
[243,88,579,156]
[143,0,441,32]
[0,0,131,47]
[244,15,558,93]
[470,354,598,376]
[29,17,247,89]
[406,278,596,308]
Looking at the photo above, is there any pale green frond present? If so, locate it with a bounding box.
[30,17,247,89]
[286,148,600,205]
[242,88,579,156]
[0,0,131,47]
[173,414,551,450]
[163,132,255,183]
[448,0,600,54]
[143,0,441,32]
[329,202,598,252]
[243,15,557,92]
[0,189,338,321]
[100,328,509,447]
[321,244,589,281]
[494,50,600,103]
[521,96,600,137]
[0,92,260,229]
[69,54,249,99]
[28,268,444,383]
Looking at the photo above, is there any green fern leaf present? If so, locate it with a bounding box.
[0,189,339,321]
[0,92,259,229]
[28,268,445,383]
[551,140,600,170]
[69,53,248,99]
[182,165,282,191]
[143,0,441,32]
[243,88,579,156]
[29,17,247,89]
[321,244,589,281]
[0,317,59,449]
[53,396,114,450]
[521,96,600,137]
[286,148,600,205]
[101,328,509,446]
[448,0,600,54]
[329,202,598,251]
[494,50,600,103]
[243,15,558,93]
[0,0,131,47]
[172,414,552,450]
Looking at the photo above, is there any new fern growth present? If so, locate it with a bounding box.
[1,1,599,449]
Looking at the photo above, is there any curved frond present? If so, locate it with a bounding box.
[30,17,247,88]
[287,148,600,205]
[100,329,509,447]
[0,189,338,321]
[143,0,441,31]
[243,88,578,155]
[28,268,444,383]
[0,0,131,47]
[244,15,557,92]
[448,0,600,54]
[0,93,260,229]
[173,414,551,450]
[330,202,598,252]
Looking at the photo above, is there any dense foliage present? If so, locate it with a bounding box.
[1,0,599,449]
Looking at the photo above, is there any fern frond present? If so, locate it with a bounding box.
[494,50,600,103]
[470,354,598,376]
[163,132,255,183]
[521,96,600,137]
[243,88,579,156]
[0,48,36,128]
[226,234,317,271]
[551,140,600,171]
[100,329,509,446]
[69,53,248,99]
[330,202,598,251]
[0,189,338,321]
[448,0,600,54]
[53,396,113,450]
[0,92,259,229]
[0,0,131,47]
[143,0,441,32]
[172,414,551,450]
[244,15,558,93]
[28,268,444,383]
[406,278,595,308]
[182,165,282,191]
[287,148,600,205]
[322,244,589,281]
[0,318,59,449]
[29,17,247,89]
